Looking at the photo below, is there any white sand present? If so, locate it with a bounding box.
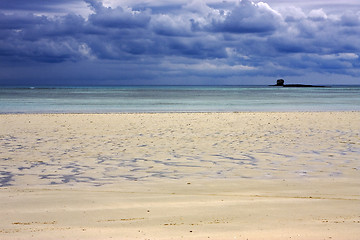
[0,112,359,239]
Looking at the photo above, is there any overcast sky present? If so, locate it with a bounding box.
[0,0,359,85]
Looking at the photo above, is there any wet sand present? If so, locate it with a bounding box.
[0,112,359,239]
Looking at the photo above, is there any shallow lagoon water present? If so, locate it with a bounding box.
[1,85,360,113]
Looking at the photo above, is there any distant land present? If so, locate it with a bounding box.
[270,79,327,88]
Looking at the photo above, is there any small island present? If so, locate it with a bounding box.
[270,79,327,87]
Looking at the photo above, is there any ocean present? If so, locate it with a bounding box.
[0,85,359,113]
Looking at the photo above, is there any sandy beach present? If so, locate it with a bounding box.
[0,112,359,239]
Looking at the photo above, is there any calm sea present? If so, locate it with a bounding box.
[0,85,359,113]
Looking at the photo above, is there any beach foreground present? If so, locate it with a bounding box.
[0,112,359,239]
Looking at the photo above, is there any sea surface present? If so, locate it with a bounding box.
[0,85,360,113]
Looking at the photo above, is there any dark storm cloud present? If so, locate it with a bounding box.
[0,12,47,29]
[0,0,359,85]
[0,0,79,11]
[0,11,87,63]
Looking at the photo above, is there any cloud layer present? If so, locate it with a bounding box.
[1,0,360,85]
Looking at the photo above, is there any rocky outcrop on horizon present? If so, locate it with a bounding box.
[270,79,327,88]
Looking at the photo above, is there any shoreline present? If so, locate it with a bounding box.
[1,112,359,239]
[1,110,360,115]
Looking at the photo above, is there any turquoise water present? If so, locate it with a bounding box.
[0,85,359,113]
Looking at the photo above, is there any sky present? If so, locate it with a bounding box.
[0,0,359,85]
